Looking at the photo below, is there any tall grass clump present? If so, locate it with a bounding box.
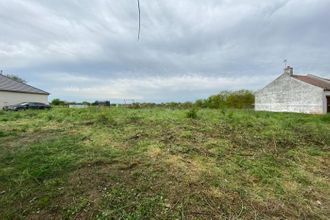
[96,113,117,126]
[186,108,198,119]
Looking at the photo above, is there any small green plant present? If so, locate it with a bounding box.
[45,114,54,121]
[186,108,198,119]
[96,113,116,126]
[320,114,330,122]
[221,108,227,116]
[0,130,5,137]
[128,113,142,122]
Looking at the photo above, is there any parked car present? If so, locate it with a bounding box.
[3,102,51,111]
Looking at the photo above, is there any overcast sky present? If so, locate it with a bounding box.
[1,0,330,102]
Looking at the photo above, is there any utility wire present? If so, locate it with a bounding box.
[137,0,141,40]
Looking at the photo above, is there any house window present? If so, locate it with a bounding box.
[327,96,330,113]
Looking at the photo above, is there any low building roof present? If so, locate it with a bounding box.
[0,74,49,95]
[292,74,330,91]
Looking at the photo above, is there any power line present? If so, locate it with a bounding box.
[137,0,141,40]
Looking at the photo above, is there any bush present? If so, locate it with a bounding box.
[227,90,255,108]
[195,90,255,109]
[0,131,5,137]
[51,99,66,106]
[96,113,116,126]
[186,108,198,119]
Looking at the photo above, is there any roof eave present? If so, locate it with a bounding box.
[0,89,49,95]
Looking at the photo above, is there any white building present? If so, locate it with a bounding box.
[69,104,88,109]
[0,74,49,109]
[255,66,330,114]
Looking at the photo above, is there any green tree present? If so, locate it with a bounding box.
[195,90,255,109]
[227,90,255,108]
[51,99,66,106]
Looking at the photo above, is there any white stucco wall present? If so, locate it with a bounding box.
[0,91,49,109]
[255,73,325,114]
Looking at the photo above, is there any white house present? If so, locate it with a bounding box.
[255,66,330,114]
[0,74,49,109]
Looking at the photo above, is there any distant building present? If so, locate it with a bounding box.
[255,66,330,114]
[0,74,49,109]
[69,104,88,109]
[92,101,110,106]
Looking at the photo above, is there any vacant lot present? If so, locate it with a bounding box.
[0,108,329,219]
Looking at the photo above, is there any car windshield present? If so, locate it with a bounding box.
[19,102,29,106]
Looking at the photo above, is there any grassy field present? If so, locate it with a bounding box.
[0,107,329,219]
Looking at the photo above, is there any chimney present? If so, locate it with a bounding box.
[284,66,293,75]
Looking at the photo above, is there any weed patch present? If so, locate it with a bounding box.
[96,113,117,126]
[186,108,198,119]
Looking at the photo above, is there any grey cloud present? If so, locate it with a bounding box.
[0,0,329,102]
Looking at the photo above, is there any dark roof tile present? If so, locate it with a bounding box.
[292,74,330,91]
[0,74,49,95]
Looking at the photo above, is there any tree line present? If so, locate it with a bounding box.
[51,90,255,109]
[195,90,254,109]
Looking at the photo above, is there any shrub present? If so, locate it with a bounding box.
[96,113,116,126]
[128,103,141,109]
[186,108,198,119]
[320,114,330,123]
[0,131,5,137]
[227,90,255,108]
[195,90,255,109]
[45,114,54,121]
[126,111,146,124]
[51,99,66,106]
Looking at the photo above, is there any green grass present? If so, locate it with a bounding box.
[0,107,329,219]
